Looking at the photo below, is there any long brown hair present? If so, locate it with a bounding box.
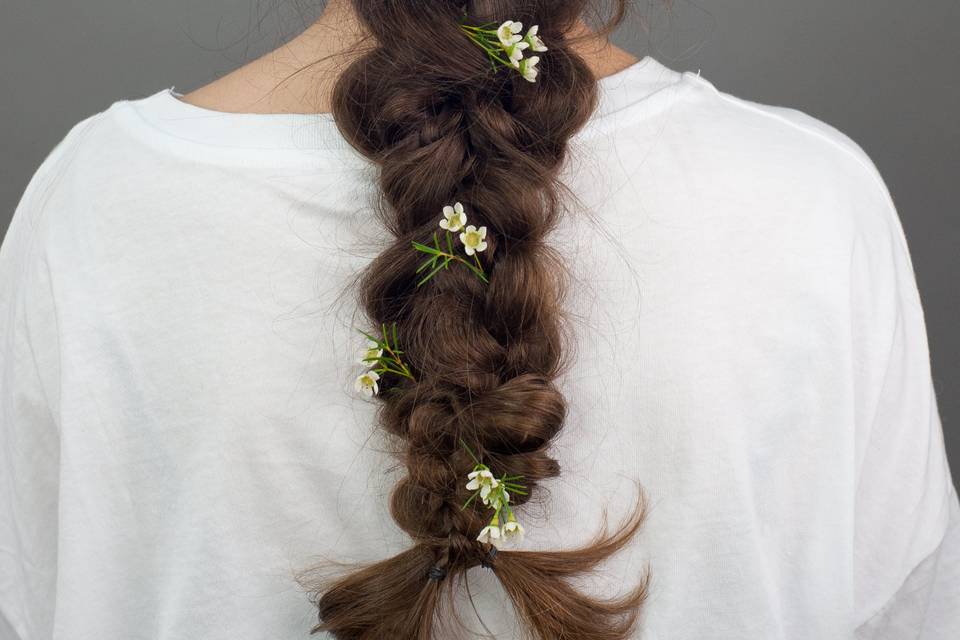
[304,1,650,637]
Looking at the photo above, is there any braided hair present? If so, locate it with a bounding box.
[306,2,650,637]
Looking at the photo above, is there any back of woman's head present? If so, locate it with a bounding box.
[305,1,650,637]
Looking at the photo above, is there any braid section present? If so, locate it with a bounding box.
[309,2,650,638]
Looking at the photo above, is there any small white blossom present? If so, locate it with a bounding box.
[439,202,467,232]
[523,25,548,52]
[459,225,488,256]
[466,468,495,488]
[354,370,380,397]
[477,523,502,546]
[497,20,524,46]
[485,487,508,510]
[467,468,499,502]
[519,56,540,83]
[358,340,383,365]
[501,517,525,546]
[504,40,529,68]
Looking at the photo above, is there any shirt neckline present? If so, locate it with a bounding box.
[113,55,697,166]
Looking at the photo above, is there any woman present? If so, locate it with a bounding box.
[1,1,957,638]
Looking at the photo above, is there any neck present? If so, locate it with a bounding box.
[307,0,631,63]
[180,1,639,115]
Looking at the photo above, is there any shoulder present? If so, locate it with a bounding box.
[680,75,921,315]
[685,73,889,191]
[18,87,185,180]
[691,75,877,166]
[10,88,190,222]
[5,92,169,266]
[670,73,901,242]
[685,74,884,181]
[14,93,148,206]
[5,107,107,252]
[14,107,110,214]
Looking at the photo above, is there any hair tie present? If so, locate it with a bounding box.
[480,546,498,569]
[427,566,448,581]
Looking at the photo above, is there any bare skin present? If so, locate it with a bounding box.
[180,0,639,115]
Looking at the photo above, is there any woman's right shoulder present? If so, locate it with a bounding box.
[7,106,109,245]
[14,91,158,212]
[17,106,111,203]
[7,89,184,262]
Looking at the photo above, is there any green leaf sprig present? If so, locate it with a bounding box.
[358,322,415,383]
[412,230,488,287]
[458,17,548,82]
[411,202,489,287]
[459,439,528,548]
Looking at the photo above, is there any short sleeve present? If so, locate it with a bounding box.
[0,137,74,639]
[849,164,960,636]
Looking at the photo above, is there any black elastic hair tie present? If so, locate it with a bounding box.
[427,566,448,581]
[480,546,498,569]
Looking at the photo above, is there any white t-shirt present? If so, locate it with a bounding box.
[1,56,957,640]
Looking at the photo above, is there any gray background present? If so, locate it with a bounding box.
[2,1,957,487]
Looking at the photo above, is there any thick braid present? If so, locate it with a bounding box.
[309,2,650,638]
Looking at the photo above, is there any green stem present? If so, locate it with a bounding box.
[379,332,415,380]
[462,32,514,68]
[416,258,451,287]
[460,24,496,34]
[359,325,416,382]
[414,249,487,285]
[376,365,414,380]
[460,439,481,465]
[460,257,489,282]
[461,491,480,511]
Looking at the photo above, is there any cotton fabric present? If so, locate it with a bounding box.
[1,56,957,639]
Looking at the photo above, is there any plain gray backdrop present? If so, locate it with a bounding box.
[2,1,957,489]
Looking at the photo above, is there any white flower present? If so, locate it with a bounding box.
[497,20,523,46]
[501,517,525,546]
[504,40,529,68]
[439,202,467,232]
[358,340,383,365]
[485,486,510,510]
[519,56,540,83]
[354,370,380,397]
[477,523,502,546]
[466,468,493,487]
[523,25,548,52]
[466,468,499,502]
[459,225,488,256]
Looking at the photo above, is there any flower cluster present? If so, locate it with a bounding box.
[461,443,528,549]
[412,202,489,287]
[460,19,548,82]
[354,323,415,397]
